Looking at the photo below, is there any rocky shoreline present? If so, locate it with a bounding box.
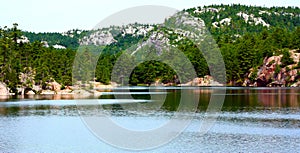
[0,77,222,97]
[243,49,300,87]
[1,49,300,97]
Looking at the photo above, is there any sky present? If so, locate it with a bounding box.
[0,0,299,32]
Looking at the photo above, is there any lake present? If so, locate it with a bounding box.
[0,87,300,152]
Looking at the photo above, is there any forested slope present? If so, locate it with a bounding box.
[0,4,300,94]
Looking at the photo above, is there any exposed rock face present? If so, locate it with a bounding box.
[80,24,154,46]
[53,44,66,49]
[17,36,30,43]
[248,50,300,87]
[0,82,9,95]
[236,12,270,27]
[80,31,116,46]
[19,67,36,95]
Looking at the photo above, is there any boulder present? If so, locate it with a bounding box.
[47,81,62,92]
[32,85,42,93]
[26,90,35,95]
[0,82,9,95]
[291,81,300,87]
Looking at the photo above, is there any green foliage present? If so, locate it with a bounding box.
[1,4,300,88]
[129,61,176,85]
[95,54,114,84]
[280,48,294,67]
[22,29,88,50]
[219,27,299,83]
[249,68,258,82]
[186,4,300,39]
[275,64,281,74]
[296,61,300,69]
[0,24,75,93]
[292,27,300,49]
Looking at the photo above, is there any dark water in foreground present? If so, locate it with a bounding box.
[0,87,300,152]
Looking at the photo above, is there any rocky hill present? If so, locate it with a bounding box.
[185,4,300,37]
[22,5,300,49]
[21,4,300,87]
[80,24,154,46]
[1,4,300,96]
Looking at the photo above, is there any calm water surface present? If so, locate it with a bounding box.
[0,87,300,152]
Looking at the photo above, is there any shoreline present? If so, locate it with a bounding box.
[1,85,300,97]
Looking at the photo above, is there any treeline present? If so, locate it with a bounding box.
[1,24,299,92]
[23,29,88,50]
[220,27,300,84]
[94,4,300,85]
[1,5,300,92]
[0,24,75,93]
[93,27,300,85]
[186,4,300,38]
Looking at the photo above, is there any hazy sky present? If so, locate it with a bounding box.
[1,0,299,32]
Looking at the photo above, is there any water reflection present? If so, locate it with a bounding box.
[0,88,300,116]
[0,94,76,102]
[258,88,299,108]
[1,87,300,152]
[219,88,300,111]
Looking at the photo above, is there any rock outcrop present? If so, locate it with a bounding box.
[0,82,9,96]
[19,67,36,95]
[26,90,35,95]
[246,50,300,87]
[80,24,154,46]
[47,81,62,93]
[183,75,223,86]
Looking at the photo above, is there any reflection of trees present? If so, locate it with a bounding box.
[1,89,299,115]
[216,88,300,111]
[0,95,76,115]
[221,89,259,111]
[258,88,299,108]
[0,106,20,116]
